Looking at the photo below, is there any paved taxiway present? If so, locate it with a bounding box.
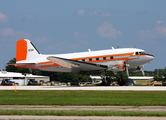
[1,116,166,120]
[1,105,166,120]
[1,105,166,112]
[0,85,166,91]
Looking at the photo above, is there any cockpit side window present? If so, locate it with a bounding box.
[135,52,139,55]
[135,51,146,55]
[139,52,146,55]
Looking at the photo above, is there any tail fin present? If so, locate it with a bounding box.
[16,39,40,62]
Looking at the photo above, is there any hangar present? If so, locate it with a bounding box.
[129,76,154,85]
[0,71,49,85]
[90,76,154,85]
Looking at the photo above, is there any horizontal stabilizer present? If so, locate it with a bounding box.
[8,63,37,69]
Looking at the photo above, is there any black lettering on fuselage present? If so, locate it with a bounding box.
[28,49,34,52]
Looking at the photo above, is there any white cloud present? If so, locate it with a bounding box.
[0,28,31,37]
[45,40,90,53]
[33,36,50,44]
[27,14,35,18]
[97,22,122,39]
[136,30,156,39]
[89,10,101,16]
[89,10,112,17]
[0,12,8,22]
[46,43,64,51]
[136,20,166,39]
[76,9,86,16]
[157,20,162,24]
[156,27,166,36]
[73,31,87,38]
[76,9,112,17]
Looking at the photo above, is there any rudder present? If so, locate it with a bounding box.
[16,39,40,62]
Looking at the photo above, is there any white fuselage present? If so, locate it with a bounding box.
[15,39,154,74]
[19,48,154,72]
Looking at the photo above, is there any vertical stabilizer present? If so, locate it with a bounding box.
[16,39,40,62]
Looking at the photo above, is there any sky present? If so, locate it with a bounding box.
[0,0,166,71]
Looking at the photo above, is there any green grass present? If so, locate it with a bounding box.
[0,90,166,106]
[0,109,166,116]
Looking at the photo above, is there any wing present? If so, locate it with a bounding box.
[47,56,108,74]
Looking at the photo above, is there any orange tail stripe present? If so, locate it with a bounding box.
[16,39,27,61]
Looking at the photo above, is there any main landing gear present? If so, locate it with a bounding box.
[117,78,126,86]
[101,72,126,86]
[102,76,111,86]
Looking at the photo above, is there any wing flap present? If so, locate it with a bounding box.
[47,56,107,71]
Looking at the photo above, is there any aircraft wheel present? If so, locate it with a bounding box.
[102,77,111,86]
[118,78,126,86]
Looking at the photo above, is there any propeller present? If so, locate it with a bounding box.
[140,65,145,76]
[125,64,130,77]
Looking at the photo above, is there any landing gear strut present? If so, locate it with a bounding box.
[102,76,111,86]
[101,71,126,86]
[117,72,126,86]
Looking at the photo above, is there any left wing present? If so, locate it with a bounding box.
[47,56,107,74]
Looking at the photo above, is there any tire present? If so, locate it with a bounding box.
[102,77,111,86]
[118,78,125,86]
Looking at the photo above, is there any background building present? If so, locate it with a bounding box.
[129,76,154,85]
[0,71,49,85]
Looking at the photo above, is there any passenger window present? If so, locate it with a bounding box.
[136,52,139,55]
[96,58,99,61]
[103,57,106,60]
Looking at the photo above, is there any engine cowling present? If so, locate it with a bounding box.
[107,60,126,72]
[128,66,141,72]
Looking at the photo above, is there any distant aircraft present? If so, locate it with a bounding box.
[9,39,154,86]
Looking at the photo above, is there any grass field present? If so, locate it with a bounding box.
[0,109,166,116]
[0,90,166,106]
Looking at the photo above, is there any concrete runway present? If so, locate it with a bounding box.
[0,105,166,120]
[0,85,166,91]
[1,116,166,120]
[1,105,166,112]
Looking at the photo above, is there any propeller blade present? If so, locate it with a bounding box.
[126,64,130,77]
[141,66,145,76]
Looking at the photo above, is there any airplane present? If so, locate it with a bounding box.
[9,39,154,86]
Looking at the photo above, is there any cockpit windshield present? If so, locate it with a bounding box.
[139,52,146,55]
[135,51,146,55]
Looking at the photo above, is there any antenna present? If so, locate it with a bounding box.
[88,49,91,52]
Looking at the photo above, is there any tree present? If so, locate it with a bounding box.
[36,70,91,83]
[5,58,31,73]
[154,75,164,81]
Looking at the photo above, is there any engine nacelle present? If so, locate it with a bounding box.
[107,60,126,72]
[128,66,141,72]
